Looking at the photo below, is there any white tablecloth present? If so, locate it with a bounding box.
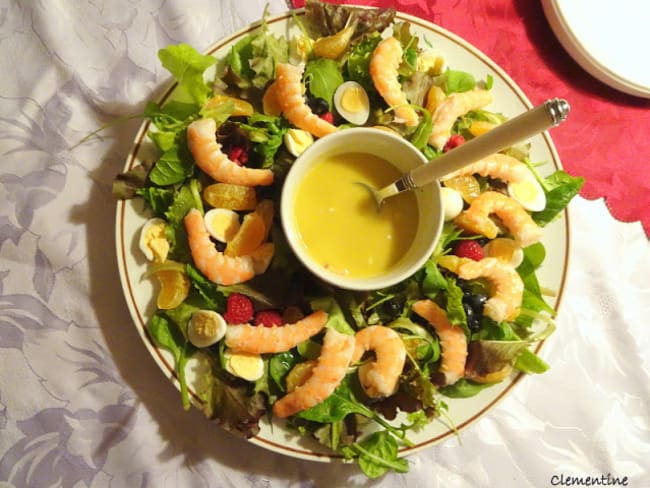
[1,1,648,486]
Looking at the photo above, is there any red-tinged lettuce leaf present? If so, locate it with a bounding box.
[304,0,395,41]
[112,160,153,199]
[201,370,267,439]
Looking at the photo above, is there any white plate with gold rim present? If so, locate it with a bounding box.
[115,7,571,462]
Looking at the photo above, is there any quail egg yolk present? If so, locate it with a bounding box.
[508,177,546,212]
[334,81,370,125]
[204,208,240,243]
[139,218,169,263]
[187,310,227,348]
[224,350,265,382]
[340,86,365,114]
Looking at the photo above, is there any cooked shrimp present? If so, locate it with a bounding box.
[428,89,493,149]
[350,325,406,398]
[184,208,255,285]
[274,63,337,139]
[224,310,328,354]
[442,153,531,184]
[186,118,274,186]
[438,255,524,322]
[412,299,467,386]
[454,191,543,247]
[370,36,419,127]
[273,327,355,418]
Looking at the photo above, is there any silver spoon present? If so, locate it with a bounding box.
[361,98,570,208]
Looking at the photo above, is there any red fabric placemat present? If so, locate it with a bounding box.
[290,0,650,236]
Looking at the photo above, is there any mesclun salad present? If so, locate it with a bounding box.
[113,0,584,478]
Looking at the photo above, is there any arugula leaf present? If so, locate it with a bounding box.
[158,44,217,105]
[304,57,344,108]
[344,431,409,478]
[439,378,496,398]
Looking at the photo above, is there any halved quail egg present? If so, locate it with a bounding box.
[508,174,546,212]
[284,128,314,157]
[204,208,240,243]
[223,349,265,381]
[139,217,169,263]
[440,186,464,221]
[187,310,227,348]
[333,81,370,125]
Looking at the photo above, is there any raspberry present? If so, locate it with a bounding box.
[227,146,248,166]
[223,293,254,324]
[253,309,284,327]
[443,134,466,152]
[453,240,484,261]
[319,111,335,124]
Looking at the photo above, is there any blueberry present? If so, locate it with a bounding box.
[307,97,329,116]
[464,293,487,314]
[463,302,475,322]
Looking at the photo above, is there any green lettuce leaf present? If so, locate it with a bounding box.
[224,6,288,90]
[134,186,174,217]
[148,145,194,186]
[533,170,585,227]
[442,69,476,94]
[148,312,194,409]
[304,57,344,108]
[310,296,356,335]
[158,44,217,105]
[346,32,382,92]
